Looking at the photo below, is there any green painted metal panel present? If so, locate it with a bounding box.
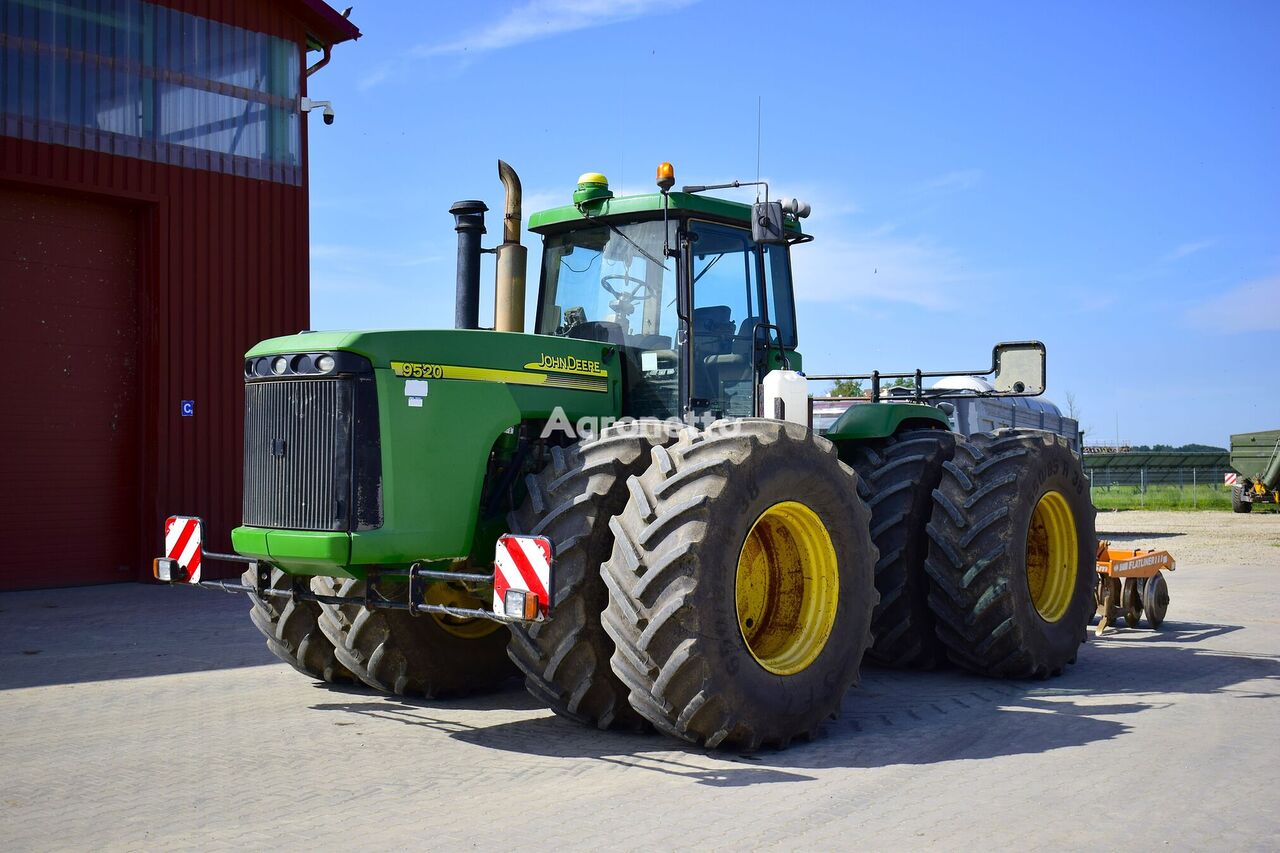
[231,527,359,577]
[230,526,269,559]
[268,530,353,572]
[239,328,623,572]
[824,402,950,444]
[1230,429,1280,487]
[528,191,804,234]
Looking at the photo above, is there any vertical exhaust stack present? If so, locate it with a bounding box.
[451,199,488,330]
[494,160,527,333]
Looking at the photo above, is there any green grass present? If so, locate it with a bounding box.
[1089,484,1232,511]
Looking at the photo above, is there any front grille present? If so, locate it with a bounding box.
[243,379,354,531]
[241,353,382,532]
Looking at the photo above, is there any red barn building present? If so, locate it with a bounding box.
[0,0,360,589]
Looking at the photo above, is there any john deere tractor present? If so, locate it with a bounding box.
[155,161,1096,749]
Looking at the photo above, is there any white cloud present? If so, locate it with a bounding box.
[520,188,570,216]
[1164,238,1217,262]
[415,0,698,57]
[1189,275,1280,332]
[914,168,982,194]
[357,61,393,91]
[790,225,975,311]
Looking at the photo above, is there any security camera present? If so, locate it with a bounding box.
[300,97,336,126]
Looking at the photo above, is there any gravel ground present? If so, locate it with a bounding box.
[1,510,1277,851]
[1098,509,1280,567]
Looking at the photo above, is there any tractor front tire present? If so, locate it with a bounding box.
[850,430,956,669]
[925,430,1096,678]
[507,420,677,730]
[244,567,352,683]
[602,420,877,750]
[315,577,515,698]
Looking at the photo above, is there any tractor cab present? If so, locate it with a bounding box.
[528,168,811,422]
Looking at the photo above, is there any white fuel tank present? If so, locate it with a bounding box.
[761,369,809,427]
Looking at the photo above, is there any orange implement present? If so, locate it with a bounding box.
[1096,541,1176,579]
[1093,541,1175,635]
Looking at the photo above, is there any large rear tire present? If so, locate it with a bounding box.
[925,430,1096,678]
[315,576,515,698]
[1232,484,1251,513]
[602,420,877,750]
[850,430,955,669]
[244,567,352,683]
[506,420,676,730]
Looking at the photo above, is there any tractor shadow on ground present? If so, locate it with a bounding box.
[306,622,1280,785]
[1096,530,1186,541]
[1089,620,1242,644]
[308,693,819,787]
[0,583,275,690]
[309,676,542,713]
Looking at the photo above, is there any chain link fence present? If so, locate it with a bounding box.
[1086,467,1231,510]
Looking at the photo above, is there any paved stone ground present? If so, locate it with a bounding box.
[2,513,1278,851]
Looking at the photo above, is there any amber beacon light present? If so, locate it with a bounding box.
[656,161,675,191]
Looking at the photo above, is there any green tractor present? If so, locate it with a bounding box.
[156,161,1096,749]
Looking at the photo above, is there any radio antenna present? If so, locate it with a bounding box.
[755,95,763,201]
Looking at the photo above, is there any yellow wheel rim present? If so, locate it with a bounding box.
[425,583,502,639]
[1025,490,1078,623]
[735,501,840,675]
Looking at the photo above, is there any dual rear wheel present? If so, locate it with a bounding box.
[600,420,876,749]
[924,431,1096,677]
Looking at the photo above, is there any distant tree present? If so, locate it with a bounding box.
[829,378,863,397]
[1065,391,1080,420]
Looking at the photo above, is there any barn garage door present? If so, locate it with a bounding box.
[0,187,141,589]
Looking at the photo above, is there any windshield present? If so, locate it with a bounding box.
[538,221,675,339]
[539,221,680,417]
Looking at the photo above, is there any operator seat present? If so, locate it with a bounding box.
[692,306,737,404]
[566,320,625,346]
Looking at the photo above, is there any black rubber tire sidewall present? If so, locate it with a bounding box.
[316,576,514,697]
[697,458,867,716]
[1004,439,1096,665]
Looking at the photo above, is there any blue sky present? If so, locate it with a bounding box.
[305,1,1280,446]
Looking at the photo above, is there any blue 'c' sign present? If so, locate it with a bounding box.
[181,400,195,417]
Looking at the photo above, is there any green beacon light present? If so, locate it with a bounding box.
[572,172,613,206]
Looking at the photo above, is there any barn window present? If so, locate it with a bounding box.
[1,0,302,184]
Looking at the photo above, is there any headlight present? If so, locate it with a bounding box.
[316,354,336,373]
[271,356,288,375]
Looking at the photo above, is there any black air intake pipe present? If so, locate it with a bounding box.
[450,199,488,330]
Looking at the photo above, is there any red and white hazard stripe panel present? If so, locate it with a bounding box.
[1224,473,1238,486]
[493,534,553,621]
[162,516,203,583]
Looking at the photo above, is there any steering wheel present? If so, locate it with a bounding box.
[601,274,651,300]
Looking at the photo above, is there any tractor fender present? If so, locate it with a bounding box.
[824,402,950,443]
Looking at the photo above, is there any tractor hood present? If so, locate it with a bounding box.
[246,327,622,400]
[234,327,622,574]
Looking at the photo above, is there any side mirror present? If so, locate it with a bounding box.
[992,341,1046,395]
[752,201,786,244]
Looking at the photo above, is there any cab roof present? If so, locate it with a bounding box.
[527,191,805,235]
